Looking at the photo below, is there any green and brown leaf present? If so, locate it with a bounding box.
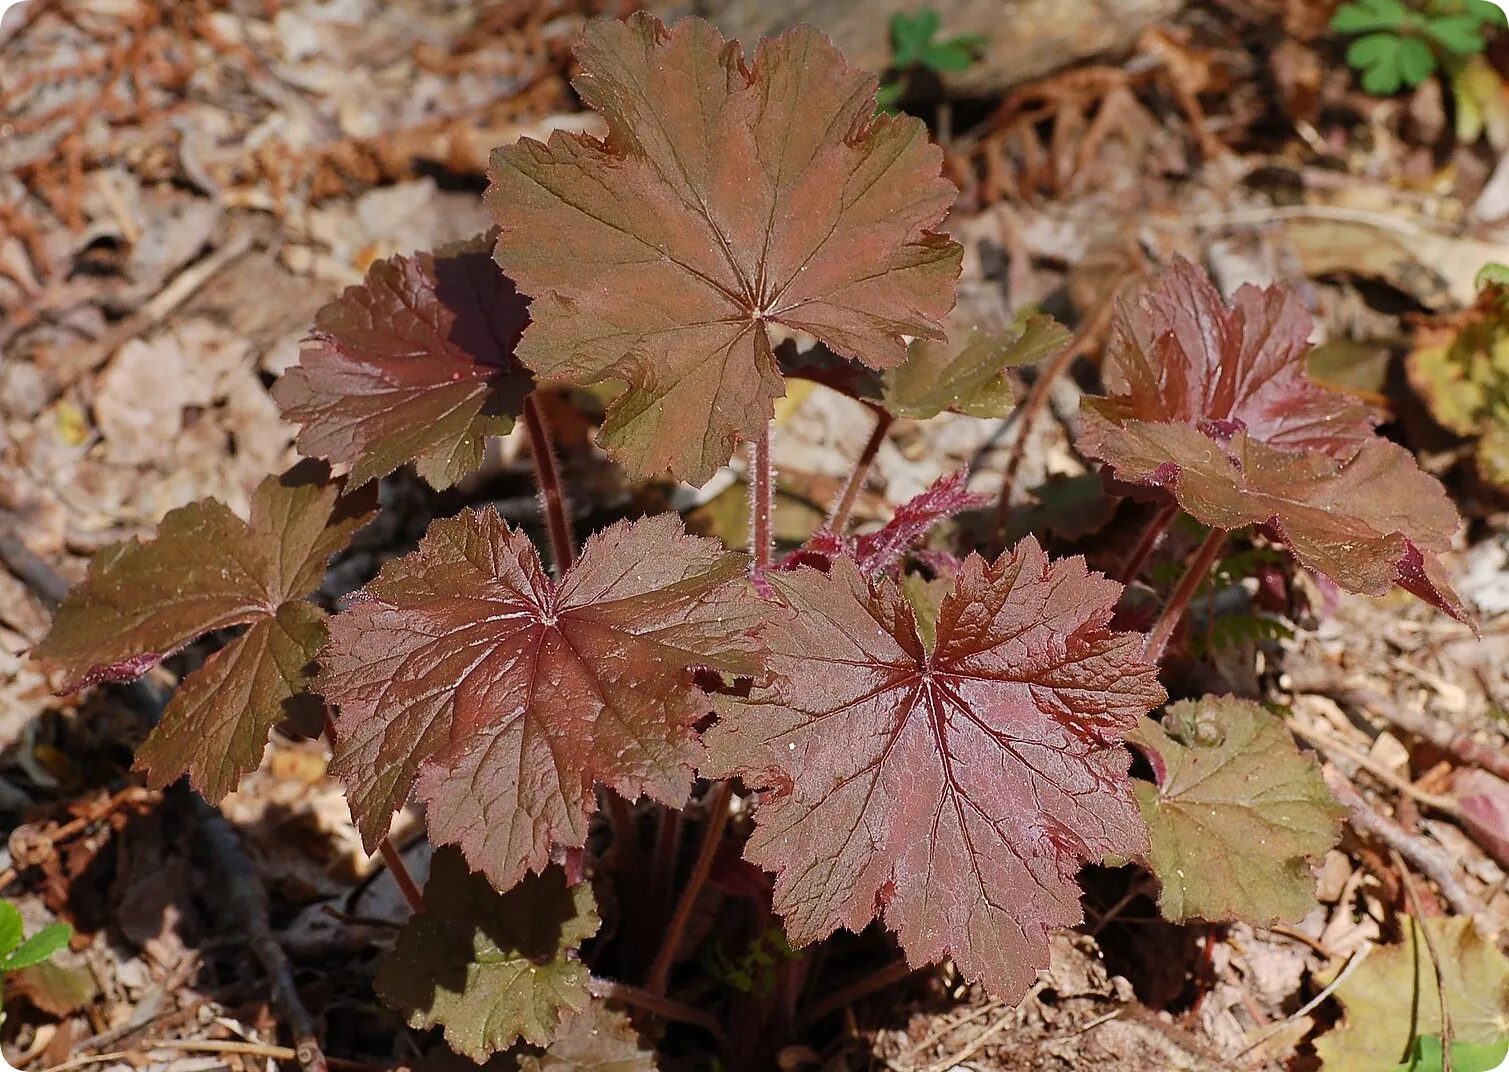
[376,849,599,1061]
[1129,697,1344,924]
[36,466,376,801]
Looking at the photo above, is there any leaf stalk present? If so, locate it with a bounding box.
[1118,502,1179,584]
[378,837,426,916]
[646,780,736,996]
[994,294,1118,540]
[826,406,894,534]
[1144,526,1227,663]
[751,423,774,569]
[524,391,575,576]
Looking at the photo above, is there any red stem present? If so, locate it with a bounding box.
[646,781,735,996]
[826,406,893,534]
[640,806,682,973]
[604,792,639,870]
[1144,527,1227,664]
[378,838,426,916]
[587,978,727,1042]
[750,423,774,569]
[323,713,425,915]
[1118,502,1179,584]
[524,391,574,576]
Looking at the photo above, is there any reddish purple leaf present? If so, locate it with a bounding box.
[704,538,1165,998]
[1090,258,1379,455]
[1090,421,1469,621]
[273,236,534,489]
[1080,260,1468,623]
[777,470,985,576]
[319,511,766,890]
[486,13,961,483]
[35,467,376,801]
[851,470,987,573]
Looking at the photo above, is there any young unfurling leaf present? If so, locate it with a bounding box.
[1129,697,1343,924]
[36,467,375,801]
[486,13,961,483]
[319,512,765,890]
[273,236,534,489]
[705,538,1164,998]
[780,469,986,576]
[1088,259,1379,454]
[376,849,599,1060]
[1081,259,1468,622]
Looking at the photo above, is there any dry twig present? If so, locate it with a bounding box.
[1286,720,1464,819]
[1323,767,1492,933]
[49,227,257,394]
[196,797,328,1072]
[1290,671,1509,784]
[1211,942,1373,1070]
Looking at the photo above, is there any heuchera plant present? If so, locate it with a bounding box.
[33,12,1468,1068]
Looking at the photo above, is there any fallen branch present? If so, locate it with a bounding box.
[195,796,328,1072]
[1323,766,1493,935]
[1289,671,1509,784]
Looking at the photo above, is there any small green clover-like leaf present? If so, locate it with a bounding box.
[1390,1034,1509,1072]
[1425,14,1491,55]
[883,315,1068,419]
[874,81,905,114]
[36,465,376,802]
[519,1001,659,1071]
[1128,697,1344,924]
[1317,917,1509,1072]
[1,923,71,974]
[920,34,987,73]
[889,9,942,67]
[889,8,985,74]
[1332,0,1411,32]
[1347,32,1436,94]
[376,850,600,1061]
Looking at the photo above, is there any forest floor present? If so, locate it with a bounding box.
[4,0,1509,1069]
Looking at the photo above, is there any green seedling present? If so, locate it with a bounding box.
[1332,0,1506,95]
[877,7,987,112]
